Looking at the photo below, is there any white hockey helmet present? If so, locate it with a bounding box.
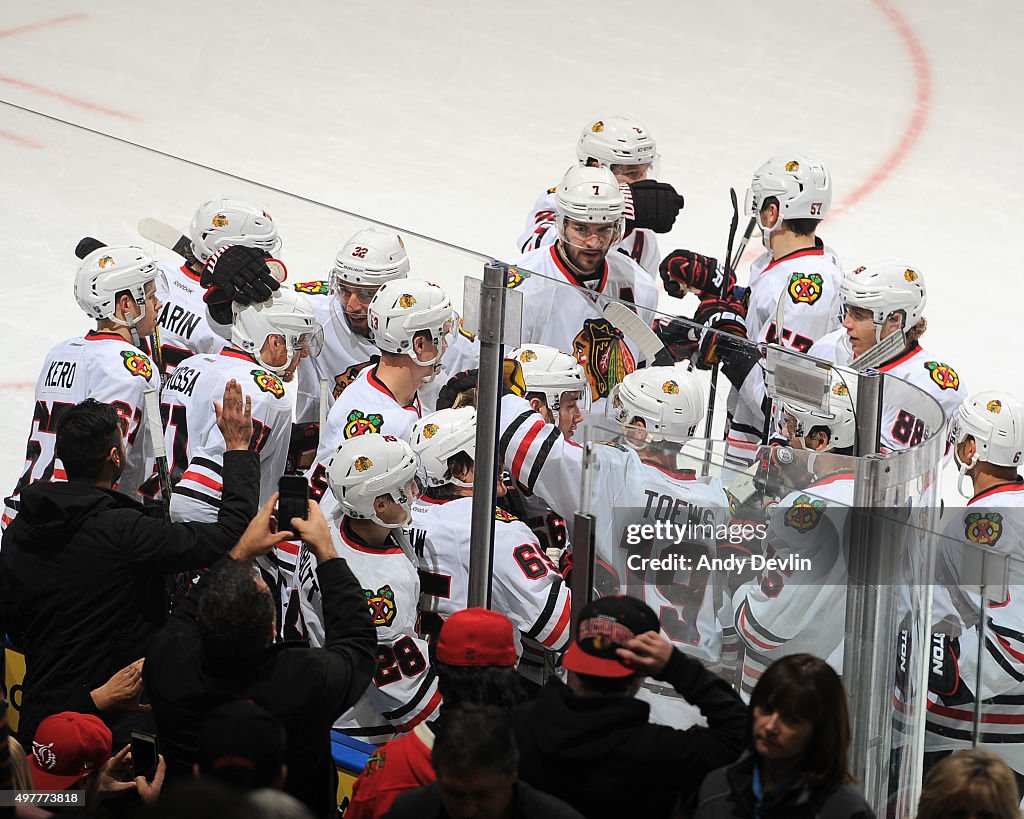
[556,165,625,244]
[607,364,705,444]
[783,381,857,452]
[840,260,927,330]
[576,116,657,168]
[74,245,159,323]
[231,288,322,375]
[745,155,831,226]
[951,391,1024,469]
[189,198,281,263]
[509,344,591,413]
[410,407,477,487]
[367,279,455,371]
[327,433,420,528]
[331,227,411,288]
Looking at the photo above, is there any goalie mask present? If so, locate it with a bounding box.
[745,156,831,253]
[783,381,857,452]
[75,245,161,347]
[232,288,323,376]
[328,434,420,528]
[189,198,282,264]
[950,390,1024,498]
[367,279,455,382]
[410,407,477,488]
[576,116,658,179]
[607,364,705,446]
[840,260,926,370]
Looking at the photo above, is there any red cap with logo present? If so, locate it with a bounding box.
[435,608,518,667]
[29,712,113,791]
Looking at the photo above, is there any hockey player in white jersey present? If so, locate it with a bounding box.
[154,198,284,376]
[163,285,321,527]
[517,116,684,278]
[408,406,572,684]
[510,165,659,407]
[497,363,732,726]
[732,382,858,695]
[661,155,843,461]
[809,259,965,453]
[4,246,161,527]
[299,433,440,744]
[307,279,455,502]
[924,391,1024,779]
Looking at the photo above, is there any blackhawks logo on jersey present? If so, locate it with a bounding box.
[925,361,959,391]
[784,494,826,532]
[363,750,387,777]
[333,361,373,398]
[344,409,383,438]
[965,512,1002,546]
[120,350,152,380]
[494,507,518,523]
[787,272,824,305]
[294,280,329,296]
[573,317,636,401]
[251,369,284,398]
[364,585,397,627]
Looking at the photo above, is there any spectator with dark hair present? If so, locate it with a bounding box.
[916,749,1020,819]
[144,498,376,818]
[385,705,584,819]
[348,608,527,819]
[0,381,264,749]
[694,653,873,818]
[511,595,748,819]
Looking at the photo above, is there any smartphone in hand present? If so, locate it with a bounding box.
[277,474,310,529]
[130,731,158,782]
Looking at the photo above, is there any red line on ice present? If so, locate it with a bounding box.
[0,129,42,148]
[0,13,88,39]
[0,75,142,122]
[0,382,37,390]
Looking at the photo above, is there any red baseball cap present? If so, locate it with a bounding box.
[29,712,113,791]
[563,595,660,678]
[436,608,518,667]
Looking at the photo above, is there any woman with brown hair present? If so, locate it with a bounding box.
[694,654,874,818]
[917,749,1020,819]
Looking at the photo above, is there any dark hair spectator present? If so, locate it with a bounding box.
[917,749,1020,819]
[511,595,747,819]
[386,706,585,819]
[52,399,122,481]
[198,560,277,662]
[694,654,874,818]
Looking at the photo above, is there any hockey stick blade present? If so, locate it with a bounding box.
[138,218,193,260]
[602,302,664,362]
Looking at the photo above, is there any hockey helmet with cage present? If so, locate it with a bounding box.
[556,165,625,245]
[607,364,705,444]
[327,433,420,528]
[75,245,159,324]
[367,279,455,375]
[745,155,831,248]
[189,198,281,264]
[508,344,590,413]
[231,288,322,375]
[331,227,410,289]
[576,116,657,170]
[410,407,477,488]
[783,380,857,452]
[950,390,1024,494]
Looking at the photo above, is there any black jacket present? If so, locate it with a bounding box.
[386,781,586,819]
[143,553,376,819]
[0,450,260,747]
[511,650,747,819]
[694,751,875,819]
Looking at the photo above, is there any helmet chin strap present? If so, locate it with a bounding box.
[757,211,782,257]
[448,477,474,490]
[954,448,979,500]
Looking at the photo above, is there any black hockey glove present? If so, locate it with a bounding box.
[660,250,736,300]
[624,180,684,234]
[695,297,749,371]
[652,316,701,364]
[201,244,280,306]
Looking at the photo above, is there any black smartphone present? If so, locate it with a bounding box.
[130,731,158,782]
[278,474,310,528]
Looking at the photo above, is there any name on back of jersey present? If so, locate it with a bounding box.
[44,360,76,390]
[159,302,203,340]
[165,363,201,397]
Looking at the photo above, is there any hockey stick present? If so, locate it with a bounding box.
[143,388,173,519]
[602,301,665,362]
[138,218,195,262]
[703,189,741,440]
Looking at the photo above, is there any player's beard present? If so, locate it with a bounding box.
[346,312,372,338]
